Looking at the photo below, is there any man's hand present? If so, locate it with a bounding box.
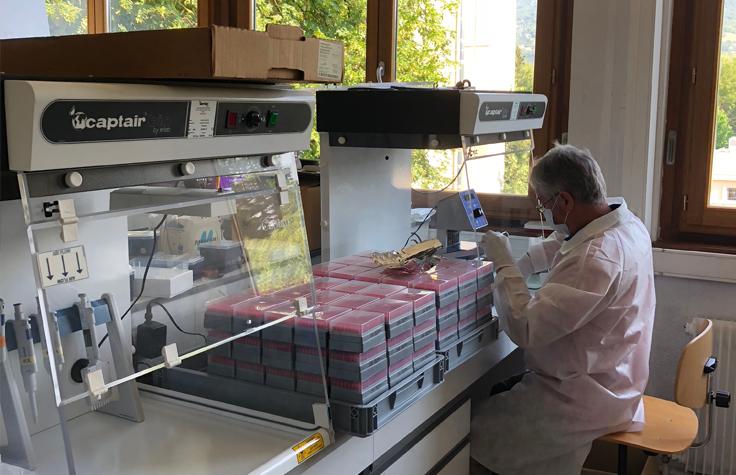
[482,231,514,270]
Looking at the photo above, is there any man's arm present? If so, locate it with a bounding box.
[516,232,565,279]
[494,245,621,348]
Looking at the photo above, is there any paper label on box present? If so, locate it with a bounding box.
[318,40,343,81]
[187,100,217,138]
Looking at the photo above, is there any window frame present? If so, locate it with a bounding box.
[73,0,572,225]
[399,0,574,224]
[659,0,736,248]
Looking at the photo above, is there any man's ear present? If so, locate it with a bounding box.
[558,191,575,211]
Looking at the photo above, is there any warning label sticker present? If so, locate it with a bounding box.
[292,432,325,464]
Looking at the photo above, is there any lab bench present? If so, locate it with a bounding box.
[23,329,517,474]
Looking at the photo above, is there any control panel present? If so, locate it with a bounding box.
[458,189,488,230]
[516,101,546,120]
[215,102,312,136]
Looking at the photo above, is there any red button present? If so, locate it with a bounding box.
[226,111,238,129]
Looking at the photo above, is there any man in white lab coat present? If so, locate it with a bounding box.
[470,144,656,475]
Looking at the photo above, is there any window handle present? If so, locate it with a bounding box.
[666,130,677,165]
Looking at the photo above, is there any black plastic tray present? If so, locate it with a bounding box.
[156,355,444,437]
[436,317,499,373]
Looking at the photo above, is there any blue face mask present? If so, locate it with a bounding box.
[542,196,570,236]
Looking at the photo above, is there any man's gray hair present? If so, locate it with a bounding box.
[529,144,607,204]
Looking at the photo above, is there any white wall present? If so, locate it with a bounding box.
[567,0,663,231]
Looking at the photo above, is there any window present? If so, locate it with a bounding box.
[399,0,573,224]
[46,0,88,35]
[661,0,736,244]
[397,0,537,196]
[45,0,198,35]
[108,0,197,32]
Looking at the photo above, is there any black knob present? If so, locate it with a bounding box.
[715,390,731,408]
[244,111,263,128]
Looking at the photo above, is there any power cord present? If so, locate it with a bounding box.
[98,214,169,348]
[413,158,468,195]
[403,206,437,249]
[146,300,207,343]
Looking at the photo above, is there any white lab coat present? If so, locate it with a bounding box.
[471,200,655,475]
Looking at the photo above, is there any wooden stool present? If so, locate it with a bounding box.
[598,319,731,475]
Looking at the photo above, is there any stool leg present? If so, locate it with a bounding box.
[617,444,628,475]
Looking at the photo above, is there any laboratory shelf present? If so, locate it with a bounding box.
[29,392,321,475]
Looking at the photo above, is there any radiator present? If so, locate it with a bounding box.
[682,318,736,475]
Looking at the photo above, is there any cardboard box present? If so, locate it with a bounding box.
[0,24,344,83]
[160,216,221,255]
[300,184,321,252]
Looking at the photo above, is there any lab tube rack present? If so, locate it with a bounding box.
[313,276,349,290]
[265,367,296,391]
[330,279,375,294]
[329,342,388,382]
[312,261,348,277]
[328,310,386,353]
[262,341,294,370]
[353,268,389,283]
[206,330,232,358]
[358,298,413,338]
[236,362,264,384]
[330,294,378,310]
[331,369,389,405]
[389,288,437,326]
[388,355,414,388]
[207,355,236,378]
[386,328,414,367]
[293,305,351,348]
[232,336,261,364]
[436,304,459,333]
[296,372,327,396]
[355,283,405,299]
[412,320,437,352]
[295,346,327,375]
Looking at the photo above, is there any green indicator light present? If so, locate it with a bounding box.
[267,111,279,127]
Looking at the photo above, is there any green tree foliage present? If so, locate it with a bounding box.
[719,55,736,136]
[716,107,733,149]
[107,0,197,32]
[46,0,87,35]
[502,46,534,195]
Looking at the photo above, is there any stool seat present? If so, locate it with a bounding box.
[601,395,699,454]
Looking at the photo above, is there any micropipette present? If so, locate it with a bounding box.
[12,303,39,423]
[36,297,65,373]
[0,299,7,364]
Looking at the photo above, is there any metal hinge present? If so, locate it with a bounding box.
[551,67,557,86]
[683,194,689,211]
[691,67,697,84]
[665,130,677,165]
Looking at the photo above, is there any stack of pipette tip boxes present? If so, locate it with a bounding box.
[201,251,494,405]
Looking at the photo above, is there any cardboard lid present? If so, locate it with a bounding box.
[355,283,405,299]
[358,298,413,323]
[329,310,385,335]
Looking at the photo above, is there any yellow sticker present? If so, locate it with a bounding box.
[292,433,325,464]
